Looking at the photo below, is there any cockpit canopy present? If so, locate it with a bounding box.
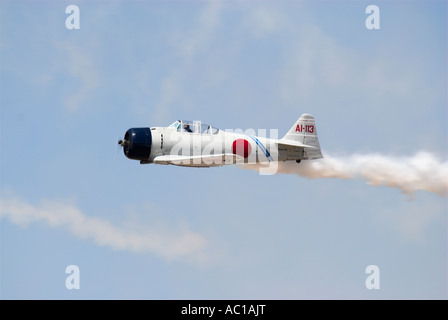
[169,120,219,134]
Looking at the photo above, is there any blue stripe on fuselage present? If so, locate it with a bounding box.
[249,136,273,161]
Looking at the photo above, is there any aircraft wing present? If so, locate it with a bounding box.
[150,153,244,167]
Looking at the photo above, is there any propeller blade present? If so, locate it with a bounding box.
[117,137,122,155]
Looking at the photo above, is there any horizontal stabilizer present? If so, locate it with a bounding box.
[276,140,318,149]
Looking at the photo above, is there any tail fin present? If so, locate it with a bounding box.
[282,113,323,159]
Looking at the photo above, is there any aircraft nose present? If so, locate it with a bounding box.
[119,127,152,160]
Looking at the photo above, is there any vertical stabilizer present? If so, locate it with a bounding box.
[282,113,323,159]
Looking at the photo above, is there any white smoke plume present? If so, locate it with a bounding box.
[0,197,208,264]
[245,151,448,196]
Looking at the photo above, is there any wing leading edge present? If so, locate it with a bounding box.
[150,154,244,167]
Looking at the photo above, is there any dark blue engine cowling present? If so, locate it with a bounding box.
[123,128,152,160]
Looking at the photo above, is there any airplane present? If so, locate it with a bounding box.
[118,113,323,167]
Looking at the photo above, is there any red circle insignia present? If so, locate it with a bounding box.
[232,139,251,158]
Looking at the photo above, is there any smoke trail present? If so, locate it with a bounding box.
[0,197,208,263]
[245,151,448,196]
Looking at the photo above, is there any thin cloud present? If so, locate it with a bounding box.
[0,197,208,264]
[154,1,223,123]
[56,42,101,112]
[377,200,445,244]
[243,5,289,38]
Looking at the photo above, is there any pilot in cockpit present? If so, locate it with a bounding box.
[184,124,192,133]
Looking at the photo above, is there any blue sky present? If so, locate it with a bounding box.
[0,0,447,299]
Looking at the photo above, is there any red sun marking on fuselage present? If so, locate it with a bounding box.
[232,139,251,158]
